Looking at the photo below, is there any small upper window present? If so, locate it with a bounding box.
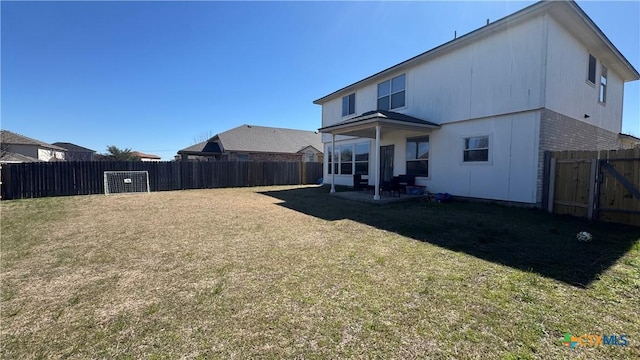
[599,65,607,104]
[377,74,406,110]
[587,54,597,84]
[237,154,249,161]
[342,93,355,116]
[463,136,489,162]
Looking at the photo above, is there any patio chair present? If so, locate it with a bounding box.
[353,174,369,192]
[397,174,415,194]
[389,177,402,197]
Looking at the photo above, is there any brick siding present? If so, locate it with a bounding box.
[535,108,621,203]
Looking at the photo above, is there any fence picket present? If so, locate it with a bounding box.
[0,161,322,200]
[548,149,639,227]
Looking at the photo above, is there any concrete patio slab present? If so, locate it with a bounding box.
[330,190,430,204]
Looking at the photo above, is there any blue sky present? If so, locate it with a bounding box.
[2,1,638,160]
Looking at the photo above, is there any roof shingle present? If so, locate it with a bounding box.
[52,142,95,153]
[179,125,322,155]
[1,130,66,151]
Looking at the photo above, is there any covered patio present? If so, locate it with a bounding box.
[319,110,439,200]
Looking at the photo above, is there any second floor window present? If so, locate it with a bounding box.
[342,93,355,116]
[377,74,405,110]
[587,54,596,84]
[599,65,607,104]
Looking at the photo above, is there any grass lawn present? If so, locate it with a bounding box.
[1,185,639,359]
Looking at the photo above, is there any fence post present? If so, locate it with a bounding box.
[541,151,551,210]
[547,157,556,213]
[587,159,597,220]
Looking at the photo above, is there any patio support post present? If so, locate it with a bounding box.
[330,134,336,193]
[374,124,381,200]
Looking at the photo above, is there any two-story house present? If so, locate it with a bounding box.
[1,130,66,162]
[315,0,639,205]
[52,142,96,161]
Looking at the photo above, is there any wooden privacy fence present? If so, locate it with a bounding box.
[0,161,323,200]
[544,148,640,227]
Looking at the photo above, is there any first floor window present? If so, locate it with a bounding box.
[340,145,353,175]
[327,142,369,175]
[355,143,369,175]
[406,136,429,177]
[327,146,337,174]
[463,136,489,162]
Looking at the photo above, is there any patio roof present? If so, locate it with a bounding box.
[318,110,439,138]
[321,110,439,201]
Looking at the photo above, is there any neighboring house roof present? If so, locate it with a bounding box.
[52,142,96,153]
[619,133,640,142]
[178,125,323,155]
[0,152,41,163]
[180,141,222,154]
[297,145,323,154]
[313,1,640,105]
[132,151,161,159]
[0,130,66,151]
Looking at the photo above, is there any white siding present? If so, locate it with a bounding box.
[544,16,624,134]
[321,16,545,129]
[423,111,541,203]
[37,148,65,161]
[324,112,540,203]
[411,16,544,123]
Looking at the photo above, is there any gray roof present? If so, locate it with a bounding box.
[179,125,323,155]
[1,130,66,151]
[0,152,41,163]
[324,110,439,129]
[179,140,222,154]
[132,151,161,159]
[52,142,95,153]
[619,133,640,141]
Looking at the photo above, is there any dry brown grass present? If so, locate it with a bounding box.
[1,185,639,359]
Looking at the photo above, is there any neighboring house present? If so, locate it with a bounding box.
[0,152,41,164]
[315,0,639,205]
[0,130,66,162]
[618,133,640,149]
[132,151,162,162]
[52,142,96,161]
[178,125,323,162]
